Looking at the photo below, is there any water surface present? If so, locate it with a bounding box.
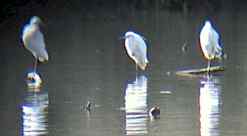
[0,7,247,136]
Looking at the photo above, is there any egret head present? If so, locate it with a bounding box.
[125,31,147,41]
[204,20,212,28]
[30,16,42,25]
[124,31,135,39]
[119,31,134,40]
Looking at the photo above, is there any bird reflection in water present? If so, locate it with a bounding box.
[124,75,148,135]
[199,76,222,136]
[21,88,48,136]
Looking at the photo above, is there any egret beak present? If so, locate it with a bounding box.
[39,21,46,29]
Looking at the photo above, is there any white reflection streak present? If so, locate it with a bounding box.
[21,89,49,136]
[125,75,148,135]
[200,76,221,136]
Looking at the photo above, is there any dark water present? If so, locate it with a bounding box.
[0,6,247,136]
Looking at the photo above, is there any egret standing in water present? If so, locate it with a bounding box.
[22,16,49,87]
[123,31,149,71]
[199,20,222,73]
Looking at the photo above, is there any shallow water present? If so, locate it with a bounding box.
[0,7,247,136]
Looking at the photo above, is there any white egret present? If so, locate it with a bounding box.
[22,16,49,73]
[123,31,149,71]
[199,20,222,73]
[22,16,48,87]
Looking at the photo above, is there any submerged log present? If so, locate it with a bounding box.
[176,66,224,77]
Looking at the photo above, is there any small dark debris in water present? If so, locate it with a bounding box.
[86,101,92,111]
[149,106,160,119]
[181,42,188,53]
[166,71,171,76]
[82,101,92,112]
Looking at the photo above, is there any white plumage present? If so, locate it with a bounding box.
[124,31,148,71]
[199,21,222,72]
[22,16,48,63]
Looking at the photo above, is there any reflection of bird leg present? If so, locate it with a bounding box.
[34,58,38,73]
[135,64,138,80]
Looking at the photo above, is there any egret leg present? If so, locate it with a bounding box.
[207,60,211,76]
